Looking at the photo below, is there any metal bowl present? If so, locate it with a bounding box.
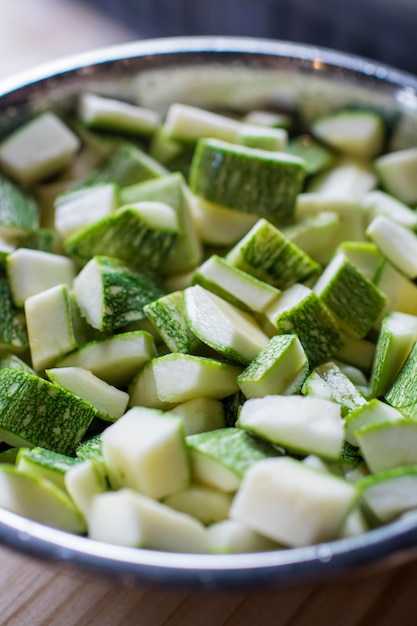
[1,36,417,589]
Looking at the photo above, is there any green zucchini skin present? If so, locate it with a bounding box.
[189,138,306,225]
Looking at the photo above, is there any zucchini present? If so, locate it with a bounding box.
[366,215,417,280]
[226,218,320,290]
[16,446,79,492]
[189,138,306,225]
[73,255,165,332]
[344,399,403,447]
[0,368,96,455]
[101,406,190,500]
[374,147,417,205]
[230,457,357,547]
[169,397,225,436]
[207,519,281,553]
[163,483,233,525]
[0,112,80,186]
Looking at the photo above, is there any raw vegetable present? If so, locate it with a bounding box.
[0,93,416,557]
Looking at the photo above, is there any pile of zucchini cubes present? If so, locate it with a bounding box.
[0,90,416,553]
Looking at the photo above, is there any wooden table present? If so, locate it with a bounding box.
[1,542,416,626]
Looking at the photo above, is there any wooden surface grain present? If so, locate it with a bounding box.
[0,542,416,626]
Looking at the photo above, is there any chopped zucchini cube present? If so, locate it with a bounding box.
[101,406,190,500]
[190,138,305,225]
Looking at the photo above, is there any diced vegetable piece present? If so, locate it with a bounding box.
[306,362,367,417]
[236,124,288,151]
[193,254,281,313]
[306,157,377,199]
[313,252,387,338]
[54,182,120,240]
[0,464,85,533]
[237,395,344,460]
[163,103,240,143]
[335,336,376,374]
[207,519,281,553]
[16,446,79,492]
[101,406,190,500]
[64,459,108,521]
[230,457,357,547]
[189,139,305,224]
[129,353,241,408]
[311,110,385,158]
[76,434,103,464]
[78,92,161,137]
[25,284,77,371]
[0,354,35,375]
[120,173,202,275]
[366,215,417,280]
[237,334,308,398]
[88,488,208,552]
[344,399,404,447]
[287,134,335,175]
[0,174,39,234]
[0,368,96,455]
[385,342,417,420]
[46,367,129,422]
[370,312,417,398]
[226,218,320,290]
[0,282,27,353]
[355,421,417,473]
[362,190,417,230]
[359,466,417,523]
[0,112,80,186]
[241,110,292,130]
[336,241,383,281]
[65,201,178,270]
[73,255,165,332]
[57,330,156,387]
[184,285,269,364]
[187,428,280,492]
[374,147,417,205]
[84,142,167,187]
[281,212,341,266]
[169,398,225,436]
[163,483,233,524]
[265,283,343,368]
[6,248,75,307]
[374,260,417,323]
[187,193,258,246]
[144,290,202,354]
[338,506,369,538]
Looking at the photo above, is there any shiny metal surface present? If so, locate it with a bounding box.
[1,36,417,588]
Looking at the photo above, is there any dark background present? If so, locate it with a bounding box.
[83,0,417,75]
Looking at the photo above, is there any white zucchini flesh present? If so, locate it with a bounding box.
[64,459,107,521]
[344,399,404,447]
[0,465,85,534]
[362,190,417,230]
[7,248,76,307]
[230,457,357,547]
[163,483,233,525]
[88,488,208,553]
[46,367,129,422]
[311,111,384,159]
[184,284,270,364]
[57,331,157,387]
[374,147,417,206]
[163,103,240,143]
[0,112,80,186]
[207,519,281,554]
[169,397,225,436]
[101,406,190,500]
[366,215,417,279]
[355,421,417,473]
[78,92,161,136]
[25,284,77,372]
[187,192,258,246]
[54,183,119,240]
[359,468,417,523]
[129,353,241,406]
[306,158,377,200]
[237,395,344,460]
